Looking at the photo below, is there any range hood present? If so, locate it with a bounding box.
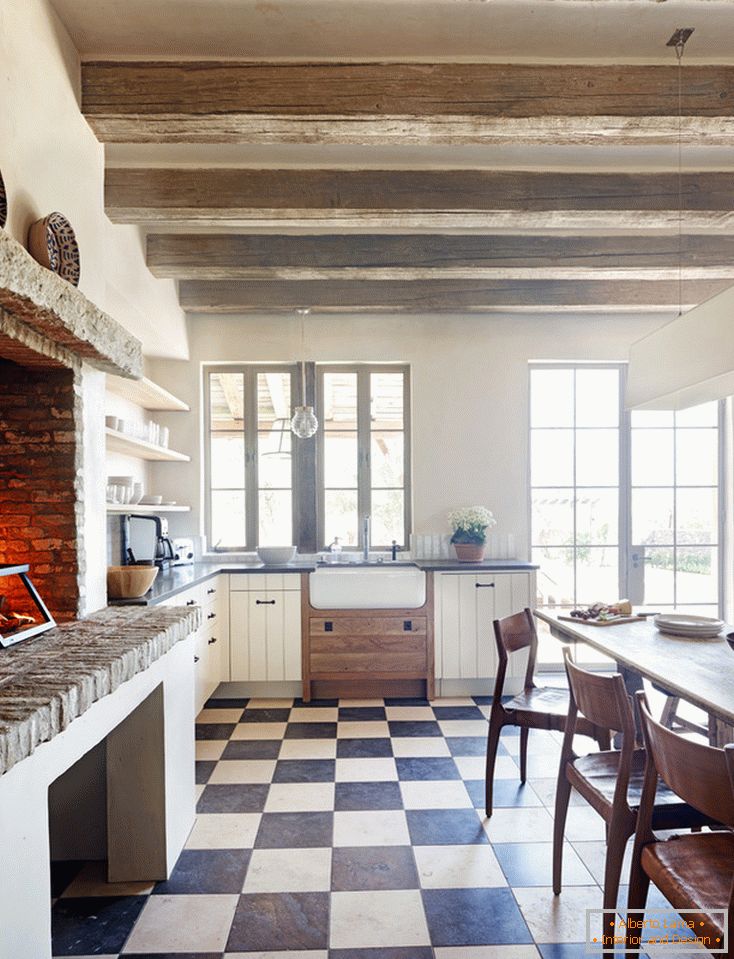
[626,285,734,411]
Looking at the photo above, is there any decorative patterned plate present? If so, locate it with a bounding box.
[0,169,7,229]
[27,212,80,286]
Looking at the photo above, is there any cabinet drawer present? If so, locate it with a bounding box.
[310,616,426,636]
[310,634,426,674]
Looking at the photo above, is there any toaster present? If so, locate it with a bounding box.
[171,537,195,566]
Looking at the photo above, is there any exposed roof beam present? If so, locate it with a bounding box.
[83,61,734,145]
[178,278,731,313]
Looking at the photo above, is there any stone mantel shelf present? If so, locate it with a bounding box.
[0,605,200,777]
[0,230,142,377]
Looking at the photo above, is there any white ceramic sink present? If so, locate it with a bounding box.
[309,566,426,609]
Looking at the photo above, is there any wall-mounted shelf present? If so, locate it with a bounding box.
[105,428,190,462]
[106,504,191,514]
[106,375,189,412]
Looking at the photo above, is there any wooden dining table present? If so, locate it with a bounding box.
[534,608,734,743]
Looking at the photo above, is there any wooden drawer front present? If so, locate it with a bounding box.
[310,617,426,637]
[310,634,426,675]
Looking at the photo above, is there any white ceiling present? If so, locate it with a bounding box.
[50,0,734,63]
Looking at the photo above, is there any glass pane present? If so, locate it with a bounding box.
[630,409,674,428]
[533,546,575,607]
[530,369,574,428]
[258,430,292,488]
[676,548,718,605]
[675,402,718,428]
[631,428,674,486]
[324,490,359,547]
[258,490,293,546]
[676,488,718,545]
[324,432,358,488]
[531,490,574,547]
[632,488,674,545]
[531,429,574,486]
[639,547,675,605]
[371,372,404,428]
[371,489,405,545]
[211,490,245,548]
[211,434,245,489]
[323,372,357,430]
[209,372,244,430]
[575,369,619,427]
[575,430,618,486]
[576,547,619,605]
[675,429,718,486]
[576,489,618,546]
[257,371,291,429]
[371,432,404,488]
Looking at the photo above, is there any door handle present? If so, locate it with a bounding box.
[256,599,276,605]
[208,637,217,645]
[207,612,216,620]
[194,655,200,663]
[186,599,197,606]
[207,588,216,595]
[476,582,495,588]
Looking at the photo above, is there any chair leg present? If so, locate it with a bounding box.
[601,821,630,956]
[552,765,572,895]
[519,725,529,784]
[625,845,651,957]
[484,711,505,818]
[596,725,611,751]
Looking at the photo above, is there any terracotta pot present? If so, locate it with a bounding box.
[453,542,485,563]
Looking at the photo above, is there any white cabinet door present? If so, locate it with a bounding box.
[230,589,302,682]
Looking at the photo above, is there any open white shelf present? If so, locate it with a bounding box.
[106,504,191,514]
[106,374,189,412]
[105,427,190,462]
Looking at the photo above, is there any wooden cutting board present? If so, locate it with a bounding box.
[558,614,646,627]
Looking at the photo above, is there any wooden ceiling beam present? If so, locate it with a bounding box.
[178,278,731,313]
[147,233,734,281]
[83,61,734,145]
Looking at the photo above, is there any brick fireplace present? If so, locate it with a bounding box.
[0,231,142,620]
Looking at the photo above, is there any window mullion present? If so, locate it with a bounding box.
[357,369,372,549]
[244,367,259,549]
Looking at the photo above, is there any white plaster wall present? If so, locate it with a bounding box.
[148,312,664,557]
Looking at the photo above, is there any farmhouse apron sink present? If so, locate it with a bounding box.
[309,566,426,609]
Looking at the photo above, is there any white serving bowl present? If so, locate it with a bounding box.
[257,546,297,565]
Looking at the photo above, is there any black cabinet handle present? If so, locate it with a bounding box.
[207,612,216,620]
[325,621,333,632]
[475,582,495,588]
[208,637,217,645]
[207,588,216,595]
[194,655,200,663]
[186,599,197,606]
[256,599,276,605]
[403,620,413,631]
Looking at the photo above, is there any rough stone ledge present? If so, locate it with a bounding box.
[0,605,201,777]
[0,231,142,378]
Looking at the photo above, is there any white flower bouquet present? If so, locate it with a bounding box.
[448,506,496,545]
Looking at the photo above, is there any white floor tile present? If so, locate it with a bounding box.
[399,780,473,809]
[195,783,206,802]
[197,708,244,724]
[245,698,294,709]
[572,838,633,886]
[264,782,335,812]
[208,759,276,784]
[231,722,287,740]
[335,757,397,782]
[186,813,261,849]
[561,804,607,842]
[456,754,518,780]
[288,707,338,722]
[243,847,332,893]
[330,889,430,948]
[225,953,328,959]
[414,843,507,888]
[430,697,477,706]
[338,699,385,707]
[385,706,436,721]
[122,894,238,953]
[513,885,604,943]
[333,810,410,847]
[337,721,390,738]
[481,806,555,843]
[438,720,489,737]
[196,740,228,761]
[278,739,337,759]
[391,737,451,757]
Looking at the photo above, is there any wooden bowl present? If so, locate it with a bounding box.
[107,565,159,599]
[0,169,6,229]
[27,212,80,286]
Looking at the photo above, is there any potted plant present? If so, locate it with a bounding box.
[448,506,496,562]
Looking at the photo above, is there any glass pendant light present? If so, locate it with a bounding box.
[291,308,318,439]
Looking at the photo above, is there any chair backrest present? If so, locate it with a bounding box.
[493,608,537,694]
[563,648,635,744]
[637,692,734,828]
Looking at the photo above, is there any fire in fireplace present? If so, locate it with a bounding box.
[0,563,55,647]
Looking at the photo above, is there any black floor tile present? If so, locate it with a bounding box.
[406,808,488,845]
[195,723,235,740]
[396,757,460,781]
[388,721,442,738]
[384,698,431,706]
[330,948,433,959]
[50,860,85,898]
[334,781,404,811]
[240,708,291,723]
[336,737,393,759]
[472,695,493,705]
[153,848,250,894]
[464,778,542,809]
[331,846,419,891]
[432,705,485,720]
[195,760,216,784]
[493,842,592,887]
[51,895,146,956]
[255,811,334,848]
[446,735,491,756]
[293,697,339,707]
[338,706,387,721]
[124,953,223,959]
[284,722,338,739]
[221,739,282,760]
[227,891,330,951]
[273,759,336,782]
[196,783,269,813]
[422,886,532,946]
[204,696,249,710]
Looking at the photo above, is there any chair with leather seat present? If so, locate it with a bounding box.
[484,608,611,818]
[626,691,734,958]
[553,649,713,954]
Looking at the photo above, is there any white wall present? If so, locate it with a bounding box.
[148,311,664,557]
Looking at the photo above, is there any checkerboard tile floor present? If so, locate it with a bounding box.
[50,696,667,958]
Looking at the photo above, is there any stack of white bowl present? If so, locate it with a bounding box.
[653,613,724,639]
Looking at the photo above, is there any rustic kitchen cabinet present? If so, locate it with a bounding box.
[229,574,301,682]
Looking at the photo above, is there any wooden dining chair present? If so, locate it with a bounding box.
[484,608,611,818]
[553,649,712,950]
[626,691,734,958]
